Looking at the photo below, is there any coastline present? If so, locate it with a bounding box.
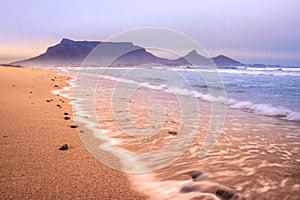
[73,71,300,199]
[0,66,148,199]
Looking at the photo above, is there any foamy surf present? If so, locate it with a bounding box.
[55,66,300,200]
[99,73,300,122]
[226,100,300,121]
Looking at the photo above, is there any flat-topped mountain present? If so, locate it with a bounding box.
[12,38,244,67]
[13,38,100,67]
[12,38,172,67]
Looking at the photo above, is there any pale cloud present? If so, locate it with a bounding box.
[0,0,299,65]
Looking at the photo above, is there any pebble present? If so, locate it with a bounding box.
[59,144,68,150]
[216,189,235,199]
[180,184,200,193]
[168,131,177,135]
[188,170,203,180]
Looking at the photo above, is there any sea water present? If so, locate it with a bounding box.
[67,65,300,120]
[58,65,300,200]
[175,66,300,120]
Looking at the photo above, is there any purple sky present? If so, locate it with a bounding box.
[1,0,300,66]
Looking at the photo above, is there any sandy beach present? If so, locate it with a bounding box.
[1,66,299,200]
[0,66,148,199]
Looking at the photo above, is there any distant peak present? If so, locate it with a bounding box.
[188,50,198,55]
[184,50,207,58]
[213,54,235,60]
[215,55,227,58]
[212,54,242,66]
[60,38,75,44]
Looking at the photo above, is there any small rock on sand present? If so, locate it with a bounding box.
[64,117,70,120]
[180,184,200,193]
[216,189,236,199]
[188,170,203,180]
[64,112,68,115]
[168,131,177,135]
[70,125,78,128]
[59,144,68,150]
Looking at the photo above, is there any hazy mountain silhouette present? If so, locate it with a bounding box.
[12,38,244,67]
[212,55,241,66]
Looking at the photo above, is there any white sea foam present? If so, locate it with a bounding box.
[281,67,300,71]
[227,100,300,121]
[141,82,167,90]
[168,65,300,76]
[286,112,300,121]
[96,73,300,122]
[166,87,195,96]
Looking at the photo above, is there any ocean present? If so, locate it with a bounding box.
[56,65,300,200]
[177,66,300,120]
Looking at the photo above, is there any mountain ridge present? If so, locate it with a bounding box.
[12,38,246,67]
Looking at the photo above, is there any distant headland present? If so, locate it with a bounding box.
[11,38,277,68]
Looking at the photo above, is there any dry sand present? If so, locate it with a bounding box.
[0,66,148,199]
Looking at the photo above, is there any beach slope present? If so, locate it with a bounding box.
[0,66,147,199]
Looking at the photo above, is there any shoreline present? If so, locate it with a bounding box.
[0,66,148,199]
[72,72,300,199]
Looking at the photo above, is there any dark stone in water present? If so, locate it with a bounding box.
[59,144,68,150]
[180,184,200,193]
[216,189,234,199]
[284,172,300,178]
[189,170,203,180]
[168,131,177,135]
[64,117,70,120]
[70,125,78,128]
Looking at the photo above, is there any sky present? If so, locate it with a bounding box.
[1,0,300,66]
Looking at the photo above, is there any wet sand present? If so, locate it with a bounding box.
[0,66,148,199]
[84,75,300,200]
